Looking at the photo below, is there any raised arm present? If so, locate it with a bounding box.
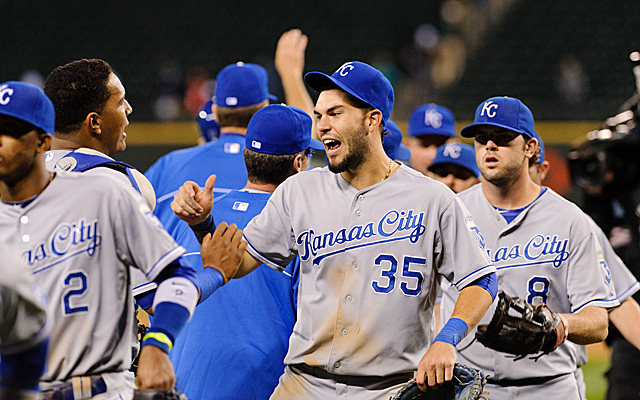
[274,29,318,140]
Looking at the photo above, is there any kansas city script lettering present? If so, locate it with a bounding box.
[296,209,426,261]
[23,219,102,265]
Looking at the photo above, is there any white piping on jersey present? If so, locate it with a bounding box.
[145,246,186,281]
[615,281,640,302]
[454,264,496,289]
[183,250,293,278]
[132,282,157,297]
[572,298,620,313]
[156,188,232,204]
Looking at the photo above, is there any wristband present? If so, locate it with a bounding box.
[190,214,214,232]
[141,331,173,353]
[197,267,225,303]
[433,317,468,347]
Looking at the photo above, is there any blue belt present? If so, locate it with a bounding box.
[42,376,107,400]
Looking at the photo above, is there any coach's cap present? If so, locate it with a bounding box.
[215,62,277,108]
[197,98,220,142]
[531,130,545,163]
[461,96,535,139]
[0,81,55,134]
[246,104,323,155]
[304,61,394,123]
[428,142,480,178]
[383,120,411,161]
[408,104,456,138]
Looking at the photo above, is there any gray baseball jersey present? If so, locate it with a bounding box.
[0,252,49,355]
[243,164,495,377]
[0,171,185,382]
[441,185,618,382]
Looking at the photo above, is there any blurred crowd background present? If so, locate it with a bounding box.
[2,0,638,122]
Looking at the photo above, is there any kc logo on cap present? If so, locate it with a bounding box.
[461,96,535,139]
[480,100,499,118]
[0,84,14,105]
[304,61,394,123]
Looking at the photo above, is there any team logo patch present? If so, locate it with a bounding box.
[232,201,249,212]
[224,143,241,154]
[465,216,485,249]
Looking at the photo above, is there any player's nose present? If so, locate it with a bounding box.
[125,99,133,115]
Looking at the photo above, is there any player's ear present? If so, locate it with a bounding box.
[86,112,102,134]
[211,104,218,120]
[524,137,538,159]
[36,131,53,153]
[293,153,304,173]
[365,110,383,135]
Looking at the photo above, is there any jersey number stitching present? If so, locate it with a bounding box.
[372,254,425,296]
[63,271,89,315]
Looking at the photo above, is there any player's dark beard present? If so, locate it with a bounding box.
[480,145,527,187]
[328,124,370,174]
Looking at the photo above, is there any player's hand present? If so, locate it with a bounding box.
[415,341,457,391]
[136,345,175,390]
[201,222,248,283]
[275,28,308,78]
[171,174,216,226]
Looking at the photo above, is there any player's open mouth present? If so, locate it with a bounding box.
[323,139,342,154]
[484,156,498,166]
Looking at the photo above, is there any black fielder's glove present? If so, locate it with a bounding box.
[390,363,488,400]
[133,389,189,400]
[475,292,568,361]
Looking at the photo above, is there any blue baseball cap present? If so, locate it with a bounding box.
[408,104,456,138]
[245,104,323,155]
[197,98,220,142]
[304,61,394,123]
[530,130,545,163]
[428,143,480,178]
[461,96,535,139]
[383,120,411,161]
[214,62,277,108]
[0,81,55,134]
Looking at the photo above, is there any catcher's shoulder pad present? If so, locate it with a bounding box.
[133,389,189,400]
[390,363,487,400]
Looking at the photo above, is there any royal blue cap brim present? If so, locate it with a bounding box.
[310,138,324,151]
[305,72,380,119]
[460,122,533,139]
[267,94,278,101]
[396,144,412,161]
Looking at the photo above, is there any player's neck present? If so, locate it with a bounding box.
[482,171,541,209]
[219,126,247,135]
[0,163,52,203]
[244,181,277,194]
[341,151,397,191]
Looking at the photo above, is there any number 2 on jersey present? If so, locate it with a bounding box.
[63,271,89,315]
[372,254,425,296]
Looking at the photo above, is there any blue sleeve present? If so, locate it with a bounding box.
[470,272,497,301]
[153,257,198,288]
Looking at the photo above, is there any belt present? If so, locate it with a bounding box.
[42,375,107,400]
[486,372,568,387]
[291,364,413,390]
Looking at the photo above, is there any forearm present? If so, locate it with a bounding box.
[233,251,263,279]
[450,285,493,331]
[609,297,640,350]
[562,306,608,345]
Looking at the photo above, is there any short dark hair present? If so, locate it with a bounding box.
[44,58,113,134]
[216,103,265,128]
[243,148,308,185]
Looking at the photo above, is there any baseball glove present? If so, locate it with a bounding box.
[475,292,567,361]
[390,363,488,400]
[133,389,189,400]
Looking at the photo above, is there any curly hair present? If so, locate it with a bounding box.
[44,59,113,134]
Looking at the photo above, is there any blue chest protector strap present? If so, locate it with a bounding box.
[57,152,142,194]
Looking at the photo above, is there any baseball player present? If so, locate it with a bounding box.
[427,142,480,194]
[406,104,458,175]
[196,97,220,144]
[382,119,411,162]
[169,104,322,400]
[0,217,49,398]
[0,80,236,399]
[147,29,316,238]
[440,96,618,399]
[173,61,498,399]
[529,133,640,398]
